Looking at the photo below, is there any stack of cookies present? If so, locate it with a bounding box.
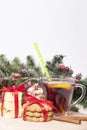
[22,102,54,122]
[27,83,45,99]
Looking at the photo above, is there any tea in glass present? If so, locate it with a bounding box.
[42,77,86,115]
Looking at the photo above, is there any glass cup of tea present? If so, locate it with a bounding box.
[42,77,86,115]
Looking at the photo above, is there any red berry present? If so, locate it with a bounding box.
[21,69,28,75]
[2,77,9,83]
[75,79,79,83]
[12,73,21,79]
[58,64,65,71]
[75,73,82,80]
[65,66,69,72]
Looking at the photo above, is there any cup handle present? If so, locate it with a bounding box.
[70,84,86,107]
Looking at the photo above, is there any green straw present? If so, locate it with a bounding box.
[34,42,50,80]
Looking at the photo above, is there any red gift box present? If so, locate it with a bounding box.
[0,84,26,118]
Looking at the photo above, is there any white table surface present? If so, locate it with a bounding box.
[0,113,87,130]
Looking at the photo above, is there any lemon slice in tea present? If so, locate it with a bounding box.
[47,81,72,90]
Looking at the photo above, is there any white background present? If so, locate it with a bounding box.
[0,0,87,78]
